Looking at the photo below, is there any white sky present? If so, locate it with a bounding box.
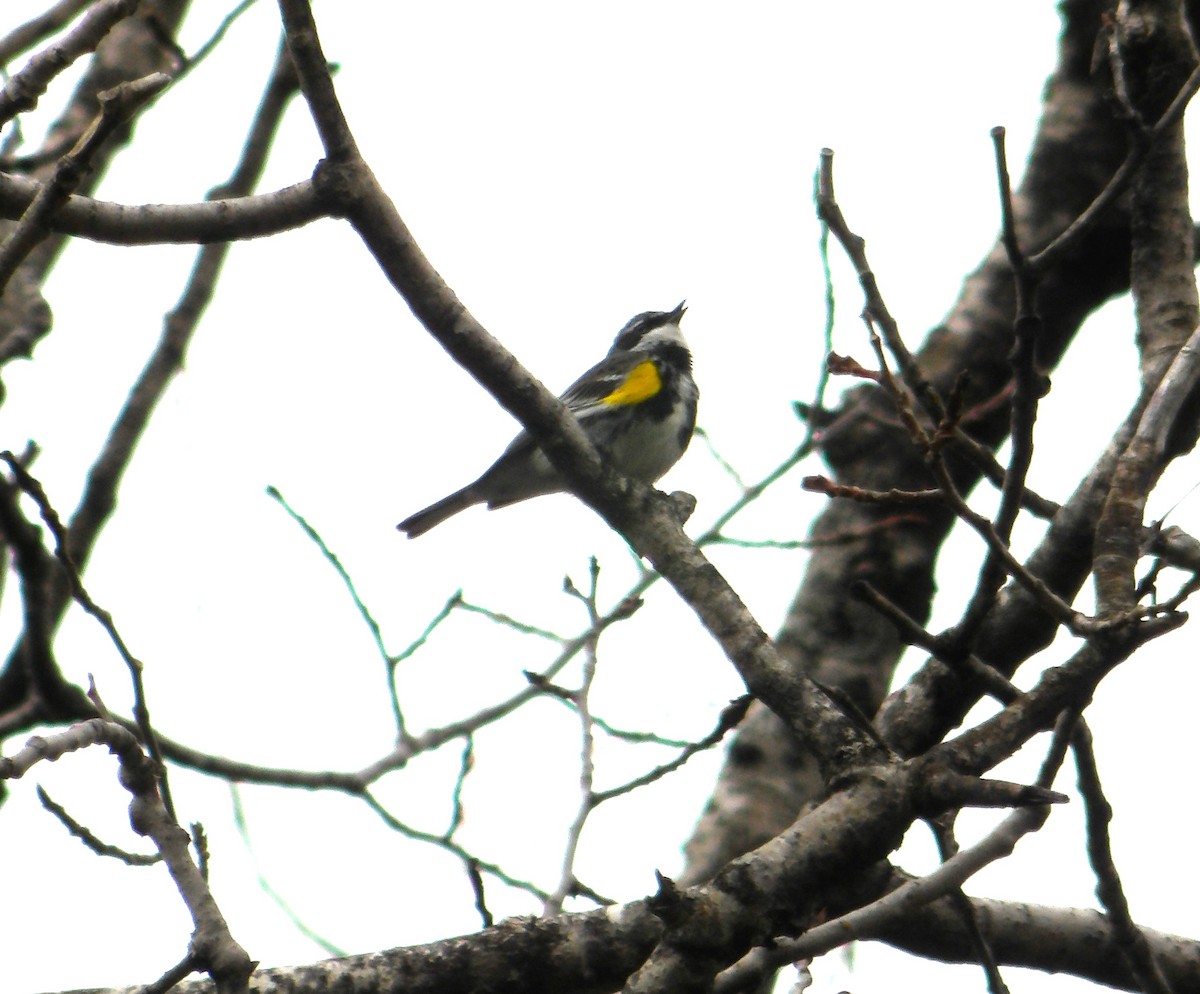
[1,3,1196,993]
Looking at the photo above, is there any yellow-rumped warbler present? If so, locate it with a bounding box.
[398,302,697,537]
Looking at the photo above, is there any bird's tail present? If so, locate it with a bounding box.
[397,486,480,538]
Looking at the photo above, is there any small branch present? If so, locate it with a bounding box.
[267,484,407,737]
[919,768,1067,814]
[926,452,1084,631]
[136,952,202,994]
[851,581,1022,707]
[950,129,1049,645]
[1031,66,1200,273]
[2,721,255,991]
[0,0,141,127]
[545,559,604,918]
[591,695,752,804]
[63,35,300,581]
[817,148,945,427]
[947,428,1061,520]
[936,612,1184,782]
[1095,322,1200,615]
[444,735,474,840]
[717,707,1080,994]
[1,452,176,820]
[0,71,170,294]
[178,0,260,79]
[802,474,943,505]
[0,0,94,66]
[0,171,325,251]
[1073,722,1173,994]
[0,468,92,730]
[714,802,1053,993]
[275,0,357,158]
[362,790,554,902]
[37,785,160,865]
[928,816,1010,994]
[229,784,346,958]
[466,858,494,929]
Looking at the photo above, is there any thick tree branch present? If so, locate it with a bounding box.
[681,0,1158,887]
[58,881,1200,994]
[0,174,325,249]
[1094,0,1200,615]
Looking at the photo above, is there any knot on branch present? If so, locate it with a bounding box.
[648,870,690,928]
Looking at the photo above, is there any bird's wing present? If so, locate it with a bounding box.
[484,351,660,468]
[560,351,661,419]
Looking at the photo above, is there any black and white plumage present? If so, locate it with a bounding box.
[398,302,697,538]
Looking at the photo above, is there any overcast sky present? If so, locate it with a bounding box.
[2,4,1195,993]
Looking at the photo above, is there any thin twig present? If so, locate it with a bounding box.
[851,581,1021,708]
[444,735,474,840]
[465,858,493,929]
[929,815,1010,994]
[0,68,169,291]
[1030,63,1200,273]
[817,147,945,427]
[950,127,1049,646]
[267,484,406,736]
[37,785,160,865]
[591,696,752,804]
[362,790,553,902]
[2,720,254,990]
[1,452,177,821]
[1073,723,1173,994]
[135,952,202,994]
[0,0,95,66]
[230,784,347,957]
[0,0,141,127]
[545,559,604,917]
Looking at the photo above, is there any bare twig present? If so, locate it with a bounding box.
[1095,323,1200,615]
[929,816,1010,994]
[136,952,202,994]
[2,451,177,819]
[1073,722,1173,994]
[466,858,494,929]
[0,0,141,127]
[37,785,160,865]
[362,790,553,902]
[545,559,604,917]
[851,581,1022,708]
[1030,62,1200,273]
[949,128,1048,645]
[591,695,752,804]
[444,735,474,840]
[267,484,407,736]
[802,474,943,505]
[2,721,254,991]
[230,784,347,958]
[0,70,172,294]
[0,0,95,67]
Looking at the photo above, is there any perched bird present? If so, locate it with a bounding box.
[398,302,697,537]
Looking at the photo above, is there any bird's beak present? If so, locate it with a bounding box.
[671,300,687,322]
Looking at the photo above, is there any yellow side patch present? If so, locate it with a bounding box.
[601,360,661,406]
